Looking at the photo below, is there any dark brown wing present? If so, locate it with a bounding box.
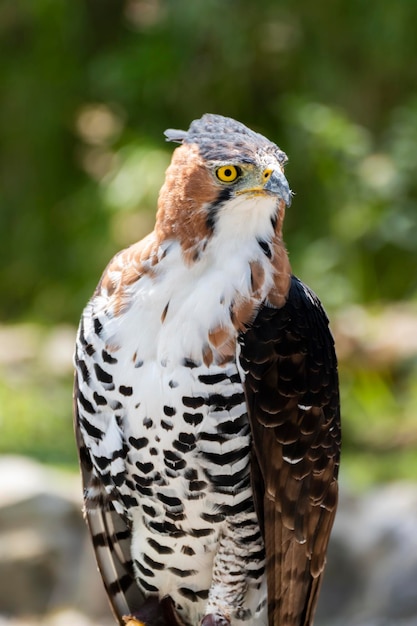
[239,275,341,626]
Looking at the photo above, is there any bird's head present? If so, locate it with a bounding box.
[156,114,292,262]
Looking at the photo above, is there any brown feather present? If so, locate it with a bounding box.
[155,144,217,264]
[230,296,258,332]
[98,233,158,317]
[268,238,292,309]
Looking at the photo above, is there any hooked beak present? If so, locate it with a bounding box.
[264,169,292,207]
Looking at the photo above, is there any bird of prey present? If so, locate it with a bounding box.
[74,113,340,626]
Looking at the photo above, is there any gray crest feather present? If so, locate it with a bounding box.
[164,113,287,164]
[164,128,187,143]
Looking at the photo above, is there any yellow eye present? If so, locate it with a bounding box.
[216,165,240,183]
[263,169,273,182]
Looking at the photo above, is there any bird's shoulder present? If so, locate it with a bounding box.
[92,232,161,313]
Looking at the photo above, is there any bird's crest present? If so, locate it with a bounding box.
[165,113,287,164]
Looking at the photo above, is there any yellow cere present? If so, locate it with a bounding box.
[216,165,240,183]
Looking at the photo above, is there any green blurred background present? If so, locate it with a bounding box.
[1,0,417,488]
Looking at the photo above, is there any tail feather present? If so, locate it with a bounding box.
[82,470,144,623]
[264,496,322,626]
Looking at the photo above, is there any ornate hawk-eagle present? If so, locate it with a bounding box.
[74,114,340,626]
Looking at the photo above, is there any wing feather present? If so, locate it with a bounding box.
[240,275,341,626]
[74,378,144,624]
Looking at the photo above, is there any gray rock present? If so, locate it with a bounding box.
[0,456,111,621]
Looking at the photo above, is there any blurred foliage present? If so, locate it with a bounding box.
[0,372,77,466]
[1,0,417,485]
[0,324,78,466]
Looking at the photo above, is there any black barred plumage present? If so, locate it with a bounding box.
[74,114,340,626]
